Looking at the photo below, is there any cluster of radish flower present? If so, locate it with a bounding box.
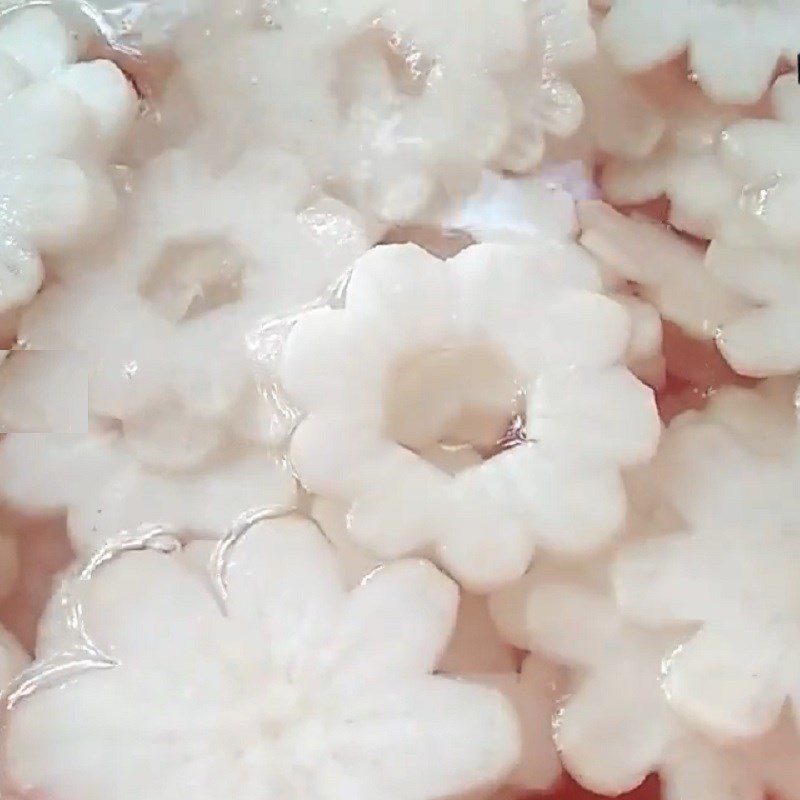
[0,1,800,799]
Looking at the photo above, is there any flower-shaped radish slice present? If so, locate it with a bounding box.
[600,111,743,241]
[280,242,659,591]
[611,393,800,740]
[490,564,765,799]
[601,0,800,104]
[4,518,520,800]
[602,76,800,250]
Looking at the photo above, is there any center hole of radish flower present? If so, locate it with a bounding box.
[140,236,246,323]
[383,343,526,474]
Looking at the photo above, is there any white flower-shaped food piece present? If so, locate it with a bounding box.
[615,524,800,740]
[124,148,369,316]
[0,429,296,554]
[601,0,800,104]
[605,75,800,251]
[18,151,369,457]
[614,401,800,739]
[281,242,659,591]
[181,20,503,223]
[578,201,748,339]
[0,8,136,170]
[601,111,744,240]
[604,75,800,250]
[491,565,763,799]
[5,519,520,800]
[182,2,593,220]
